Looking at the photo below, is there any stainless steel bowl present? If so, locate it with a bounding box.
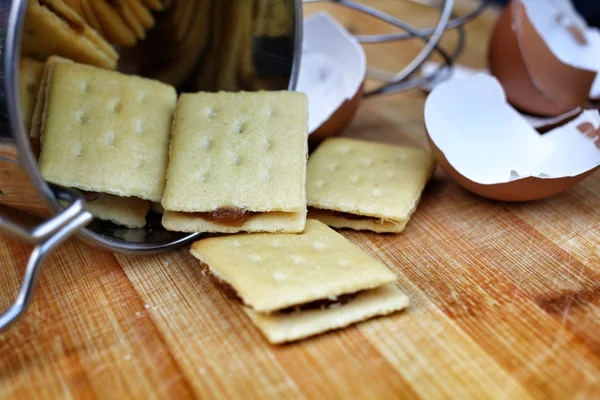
[0,0,302,329]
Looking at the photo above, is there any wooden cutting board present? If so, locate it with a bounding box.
[1,1,599,398]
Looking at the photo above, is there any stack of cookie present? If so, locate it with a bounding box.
[63,0,161,47]
[156,87,434,344]
[19,0,436,343]
[26,57,437,343]
[22,0,119,69]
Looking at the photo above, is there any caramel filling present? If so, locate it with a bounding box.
[193,207,258,227]
[80,191,104,202]
[277,293,358,314]
[199,263,361,314]
[39,0,85,34]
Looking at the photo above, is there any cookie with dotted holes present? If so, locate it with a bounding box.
[21,0,118,69]
[162,91,308,233]
[38,62,177,202]
[307,138,436,233]
[190,219,407,343]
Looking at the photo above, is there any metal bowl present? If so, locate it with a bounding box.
[0,0,301,329]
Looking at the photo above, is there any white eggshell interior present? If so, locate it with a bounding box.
[297,12,366,134]
[420,61,485,92]
[522,0,600,98]
[424,73,600,184]
[420,62,584,130]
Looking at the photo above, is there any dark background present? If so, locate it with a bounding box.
[491,0,600,26]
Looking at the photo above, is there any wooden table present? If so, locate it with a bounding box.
[2,1,599,398]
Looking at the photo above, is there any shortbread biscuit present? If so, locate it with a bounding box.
[148,0,209,87]
[245,283,409,344]
[19,58,45,133]
[63,0,84,16]
[170,0,196,41]
[127,0,155,30]
[142,0,163,10]
[22,0,117,69]
[190,220,397,313]
[115,0,146,40]
[215,0,254,91]
[38,62,177,202]
[307,138,435,233]
[91,0,137,46]
[254,0,293,38]
[80,0,104,34]
[162,91,308,233]
[85,194,150,228]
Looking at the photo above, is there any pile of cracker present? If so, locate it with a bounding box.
[25,61,435,344]
[21,2,436,344]
[21,0,154,70]
[21,0,294,91]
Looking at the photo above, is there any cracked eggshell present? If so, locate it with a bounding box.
[297,12,366,144]
[420,62,583,132]
[424,73,600,202]
[489,0,597,117]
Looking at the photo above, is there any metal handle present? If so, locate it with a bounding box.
[304,0,490,95]
[0,185,92,331]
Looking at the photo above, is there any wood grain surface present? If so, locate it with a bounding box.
[1,1,599,398]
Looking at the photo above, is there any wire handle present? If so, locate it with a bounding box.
[0,186,92,331]
[303,0,490,95]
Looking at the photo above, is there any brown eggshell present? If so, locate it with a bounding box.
[426,134,598,202]
[526,107,582,133]
[489,0,596,117]
[308,82,364,146]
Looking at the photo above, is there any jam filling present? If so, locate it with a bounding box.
[80,191,104,202]
[194,207,258,227]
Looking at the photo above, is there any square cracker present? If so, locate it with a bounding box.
[245,283,409,344]
[162,91,308,233]
[190,219,397,313]
[38,62,177,202]
[22,0,117,69]
[85,194,150,228]
[307,138,435,233]
[19,58,45,133]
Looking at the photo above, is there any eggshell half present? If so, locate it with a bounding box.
[489,0,596,117]
[424,73,600,202]
[297,12,366,142]
[420,62,583,132]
